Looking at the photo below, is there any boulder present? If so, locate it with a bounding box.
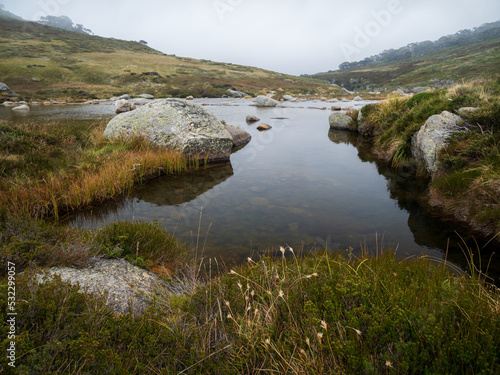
[329,112,354,131]
[458,107,478,117]
[186,96,194,100]
[255,95,279,107]
[246,115,260,123]
[2,101,14,106]
[257,123,272,131]
[138,94,155,99]
[392,88,406,96]
[226,125,252,147]
[36,259,174,315]
[227,89,248,98]
[331,105,342,111]
[104,99,233,161]
[283,95,297,102]
[0,82,16,96]
[412,87,431,94]
[119,94,131,100]
[411,111,467,174]
[12,104,30,111]
[353,96,363,101]
[115,99,136,114]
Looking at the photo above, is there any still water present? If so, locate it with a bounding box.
[2,98,497,278]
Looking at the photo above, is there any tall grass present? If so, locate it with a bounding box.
[0,119,193,218]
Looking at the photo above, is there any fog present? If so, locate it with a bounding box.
[3,0,500,75]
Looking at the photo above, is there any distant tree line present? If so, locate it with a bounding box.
[337,20,500,71]
[38,15,92,35]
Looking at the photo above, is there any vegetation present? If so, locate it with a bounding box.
[0,246,498,374]
[312,21,500,91]
[358,78,500,238]
[0,15,339,101]
[0,119,194,219]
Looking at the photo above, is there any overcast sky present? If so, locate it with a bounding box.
[3,0,500,75]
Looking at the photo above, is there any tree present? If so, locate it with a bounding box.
[38,15,92,34]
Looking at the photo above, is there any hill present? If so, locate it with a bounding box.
[311,21,500,92]
[0,15,339,101]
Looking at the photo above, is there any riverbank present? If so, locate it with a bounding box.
[0,93,499,373]
[1,242,498,374]
[346,78,500,243]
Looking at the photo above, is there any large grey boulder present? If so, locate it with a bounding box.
[104,99,234,161]
[329,112,354,131]
[255,95,279,107]
[411,111,467,174]
[0,82,15,96]
[226,125,251,147]
[36,258,189,315]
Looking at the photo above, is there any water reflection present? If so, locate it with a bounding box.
[328,128,498,278]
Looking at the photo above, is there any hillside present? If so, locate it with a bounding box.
[0,15,339,101]
[311,21,500,92]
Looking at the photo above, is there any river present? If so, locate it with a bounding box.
[1,98,497,279]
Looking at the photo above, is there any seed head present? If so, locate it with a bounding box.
[321,321,328,331]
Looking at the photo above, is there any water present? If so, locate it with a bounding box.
[2,98,497,278]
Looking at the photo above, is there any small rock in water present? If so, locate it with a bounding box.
[12,104,30,111]
[186,96,194,100]
[246,115,260,123]
[257,123,272,131]
[353,96,363,101]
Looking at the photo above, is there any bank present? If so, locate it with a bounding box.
[329,79,500,245]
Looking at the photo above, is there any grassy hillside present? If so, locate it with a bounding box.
[0,16,339,101]
[312,24,500,92]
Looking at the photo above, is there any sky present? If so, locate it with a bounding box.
[2,0,500,75]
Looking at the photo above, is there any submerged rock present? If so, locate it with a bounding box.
[411,111,467,174]
[226,125,252,147]
[255,95,279,107]
[104,98,234,161]
[328,112,354,131]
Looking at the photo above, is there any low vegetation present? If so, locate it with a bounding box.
[1,245,498,374]
[313,21,500,91]
[0,15,339,101]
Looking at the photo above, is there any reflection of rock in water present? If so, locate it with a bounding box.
[327,127,497,278]
[328,129,360,146]
[134,163,233,206]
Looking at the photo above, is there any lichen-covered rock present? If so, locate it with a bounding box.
[115,99,136,114]
[36,259,187,315]
[457,107,478,117]
[138,93,155,99]
[329,112,354,131]
[226,125,251,147]
[0,82,15,96]
[104,99,234,161]
[411,111,467,174]
[227,89,248,98]
[255,95,279,107]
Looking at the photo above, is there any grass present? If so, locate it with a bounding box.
[357,78,500,240]
[1,246,498,374]
[0,16,340,100]
[0,119,192,219]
